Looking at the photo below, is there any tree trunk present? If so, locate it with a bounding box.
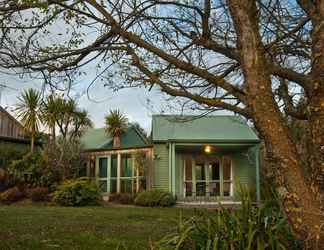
[30,134,34,153]
[51,125,56,144]
[309,0,324,200]
[228,0,323,246]
[113,135,121,148]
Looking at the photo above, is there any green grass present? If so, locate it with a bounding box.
[0,204,194,250]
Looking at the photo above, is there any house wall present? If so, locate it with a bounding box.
[0,140,30,152]
[152,143,169,191]
[0,107,26,139]
[231,152,256,200]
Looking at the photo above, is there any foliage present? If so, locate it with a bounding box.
[104,109,128,137]
[43,138,85,180]
[29,187,49,202]
[53,178,100,206]
[41,95,92,141]
[0,187,25,204]
[0,146,27,169]
[109,193,134,204]
[15,88,42,152]
[155,190,299,250]
[134,190,175,207]
[41,94,60,140]
[134,151,148,178]
[7,152,58,189]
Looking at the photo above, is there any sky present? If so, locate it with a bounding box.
[0,71,168,133]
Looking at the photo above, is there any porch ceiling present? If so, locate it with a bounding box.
[175,144,252,154]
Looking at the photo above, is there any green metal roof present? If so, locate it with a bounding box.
[152,115,259,142]
[81,126,148,150]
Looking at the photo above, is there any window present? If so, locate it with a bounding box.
[183,156,233,198]
[195,163,206,196]
[184,157,193,197]
[96,153,147,195]
[110,155,118,193]
[98,157,108,193]
[209,162,220,196]
[120,154,133,193]
[223,156,232,197]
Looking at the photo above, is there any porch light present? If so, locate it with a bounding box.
[204,145,212,153]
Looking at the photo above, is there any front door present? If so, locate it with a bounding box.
[183,156,232,199]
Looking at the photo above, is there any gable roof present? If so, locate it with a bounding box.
[152,115,259,142]
[81,126,149,151]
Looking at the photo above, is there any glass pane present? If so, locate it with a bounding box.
[195,164,205,181]
[99,180,107,192]
[121,179,132,193]
[99,158,108,178]
[121,154,132,177]
[209,162,220,180]
[185,182,192,197]
[110,179,117,193]
[223,156,231,181]
[209,182,220,196]
[185,157,192,181]
[224,182,231,196]
[111,155,117,178]
[196,182,206,196]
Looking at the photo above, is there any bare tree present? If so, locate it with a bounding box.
[0,0,323,245]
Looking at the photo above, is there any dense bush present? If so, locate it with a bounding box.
[53,178,100,206]
[30,187,49,202]
[8,152,59,190]
[155,189,299,250]
[134,190,175,207]
[0,187,25,204]
[109,193,134,204]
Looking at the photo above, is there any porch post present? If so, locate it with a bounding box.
[168,143,172,192]
[107,155,111,194]
[255,145,261,203]
[117,153,121,193]
[95,156,99,184]
[86,158,90,177]
[171,143,176,196]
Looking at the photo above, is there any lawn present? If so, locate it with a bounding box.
[0,204,194,250]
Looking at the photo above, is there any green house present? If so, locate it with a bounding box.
[82,115,261,204]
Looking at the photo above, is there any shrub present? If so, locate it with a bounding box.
[30,187,49,202]
[53,178,100,206]
[109,193,134,204]
[0,187,25,204]
[155,189,299,250]
[134,190,175,207]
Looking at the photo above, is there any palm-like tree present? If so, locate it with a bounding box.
[16,88,42,153]
[105,109,128,148]
[70,109,93,140]
[41,94,60,142]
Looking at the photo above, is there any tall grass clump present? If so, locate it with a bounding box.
[155,186,300,250]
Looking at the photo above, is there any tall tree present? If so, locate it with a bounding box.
[16,88,42,153]
[41,94,60,143]
[1,0,323,245]
[105,109,128,148]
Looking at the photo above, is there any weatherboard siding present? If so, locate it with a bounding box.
[153,143,169,191]
[231,152,256,200]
